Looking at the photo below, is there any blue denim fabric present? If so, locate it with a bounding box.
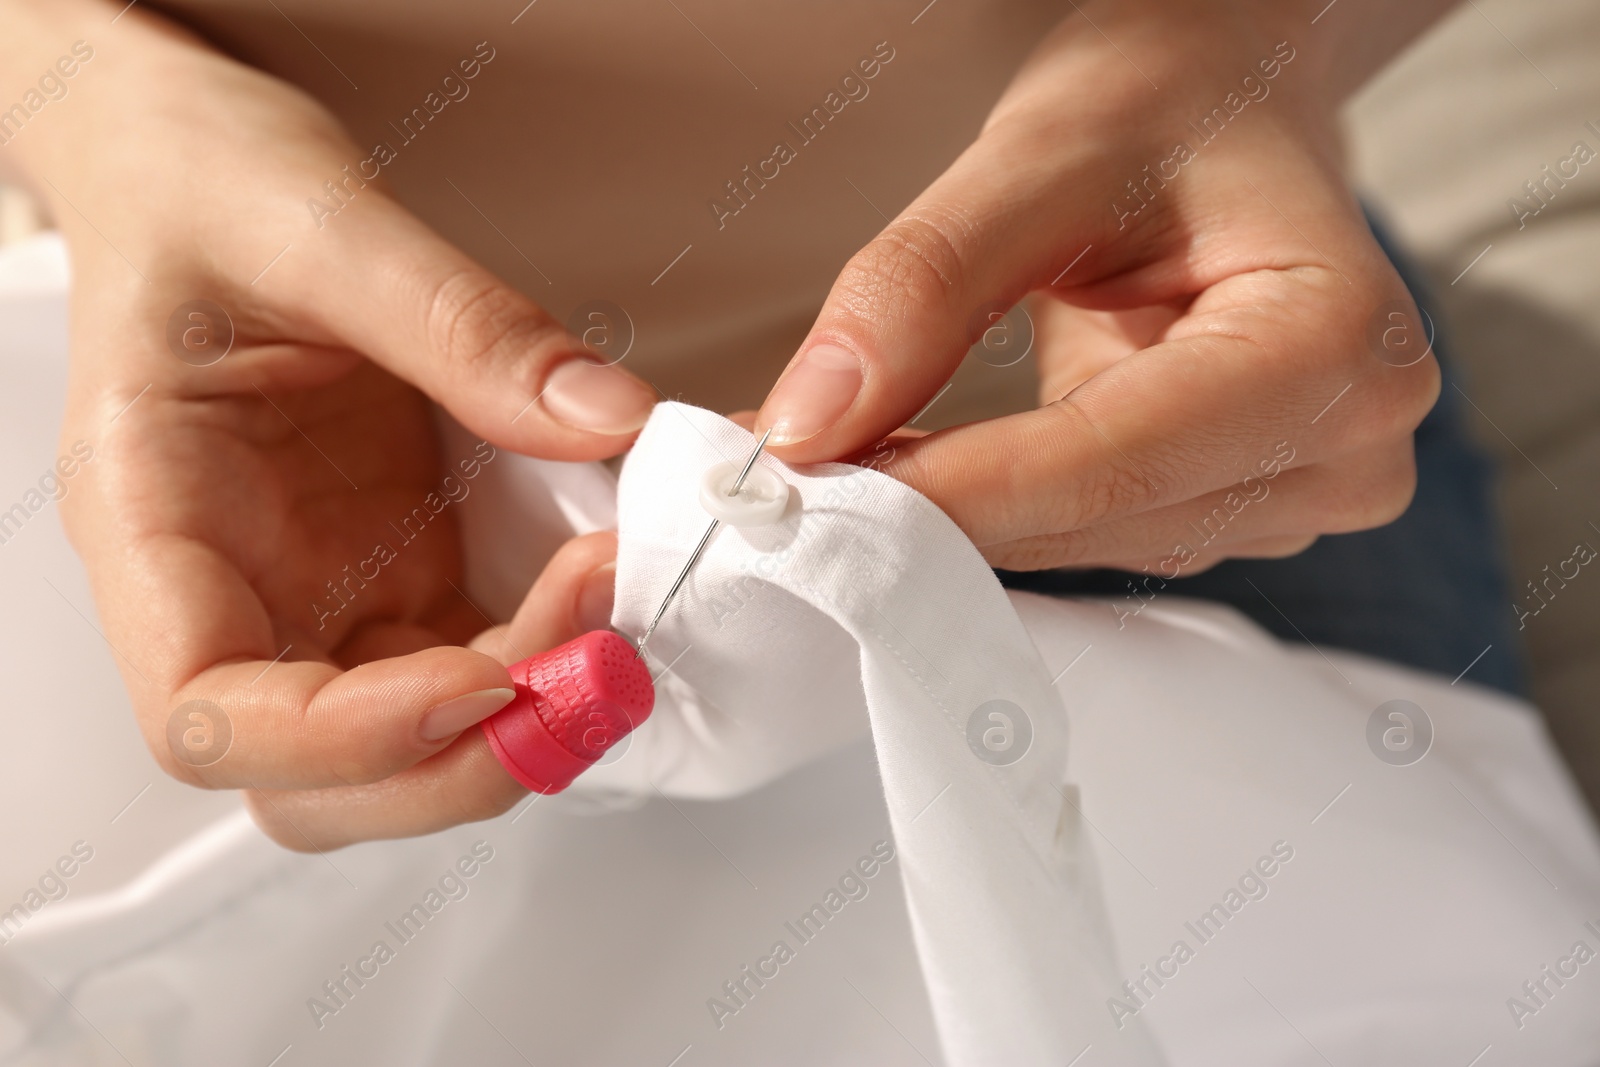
[998,214,1526,696]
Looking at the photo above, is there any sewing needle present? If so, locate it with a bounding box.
[635,428,773,659]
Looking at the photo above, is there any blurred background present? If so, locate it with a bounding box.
[4,0,1596,812]
[1343,0,1600,811]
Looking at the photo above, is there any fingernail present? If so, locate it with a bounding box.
[576,562,616,634]
[419,687,516,742]
[762,343,863,445]
[540,358,656,435]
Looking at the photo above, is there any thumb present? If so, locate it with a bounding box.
[754,128,1100,462]
[293,197,656,462]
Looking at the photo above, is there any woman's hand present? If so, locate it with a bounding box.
[756,0,1449,574]
[1,0,652,846]
[242,532,621,851]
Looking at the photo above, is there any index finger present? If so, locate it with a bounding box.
[753,121,1111,461]
[872,265,1438,547]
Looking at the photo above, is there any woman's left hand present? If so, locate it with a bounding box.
[756,0,1443,575]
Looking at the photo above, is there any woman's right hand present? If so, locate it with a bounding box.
[1,0,656,843]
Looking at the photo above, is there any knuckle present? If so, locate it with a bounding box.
[1069,463,1155,528]
[1336,452,1417,531]
[1362,360,1441,443]
[1368,462,1418,527]
[1394,355,1443,430]
[422,268,556,372]
[1053,425,1165,528]
[1042,396,1177,529]
[1344,288,1443,438]
[839,210,971,322]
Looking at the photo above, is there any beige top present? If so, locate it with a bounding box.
[150,0,1056,422]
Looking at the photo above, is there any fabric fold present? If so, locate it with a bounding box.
[602,403,1166,1066]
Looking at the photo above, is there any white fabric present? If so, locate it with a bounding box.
[4,244,1600,1065]
[598,404,1162,1064]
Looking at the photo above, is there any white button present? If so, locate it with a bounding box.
[699,460,791,527]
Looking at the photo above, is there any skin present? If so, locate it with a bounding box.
[756,0,1454,573]
[1,1,650,849]
[2,0,1456,849]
